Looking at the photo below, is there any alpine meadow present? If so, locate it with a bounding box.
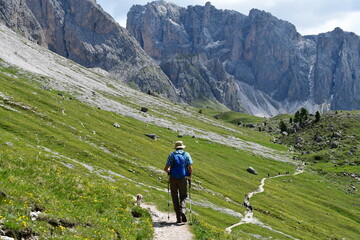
[0,0,359,240]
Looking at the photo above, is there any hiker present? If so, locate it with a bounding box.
[245,194,249,201]
[164,141,193,223]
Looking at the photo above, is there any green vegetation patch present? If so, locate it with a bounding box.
[1,62,359,239]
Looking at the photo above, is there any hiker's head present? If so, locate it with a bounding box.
[174,141,186,149]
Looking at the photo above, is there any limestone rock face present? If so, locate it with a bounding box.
[0,0,45,44]
[0,0,178,100]
[127,1,360,116]
[313,28,360,110]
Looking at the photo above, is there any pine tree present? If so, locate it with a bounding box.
[315,111,321,123]
[300,108,308,123]
[294,111,300,123]
[279,119,288,132]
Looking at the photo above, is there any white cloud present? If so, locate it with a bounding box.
[210,0,295,8]
[300,11,360,35]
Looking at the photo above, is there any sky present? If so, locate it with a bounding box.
[96,0,360,36]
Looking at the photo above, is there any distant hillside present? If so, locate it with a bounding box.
[127,1,360,116]
[276,111,360,179]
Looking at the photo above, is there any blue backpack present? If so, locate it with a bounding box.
[170,152,188,179]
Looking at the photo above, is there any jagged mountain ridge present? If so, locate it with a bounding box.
[0,0,178,101]
[127,1,360,116]
[1,0,360,116]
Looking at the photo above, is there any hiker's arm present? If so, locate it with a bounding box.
[164,164,171,174]
[187,164,193,179]
[164,152,173,174]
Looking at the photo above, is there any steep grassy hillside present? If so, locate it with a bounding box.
[0,60,292,239]
[0,25,359,239]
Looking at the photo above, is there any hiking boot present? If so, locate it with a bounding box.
[181,213,187,222]
[176,214,181,223]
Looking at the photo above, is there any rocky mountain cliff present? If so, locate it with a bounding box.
[127,1,360,116]
[2,0,359,116]
[0,0,178,100]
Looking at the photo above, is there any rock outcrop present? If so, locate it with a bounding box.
[0,0,44,44]
[313,28,360,110]
[0,0,178,100]
[127,1,360,116]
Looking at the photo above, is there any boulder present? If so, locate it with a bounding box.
[314,135,324,142]
[292,123,301,132]
[332,131,342,139]
[141,107,148,113]
[330,141,339,148]
[145,133,158,140]
[113,123,120,128]
[296,137,304,144]
[247,167,258,175]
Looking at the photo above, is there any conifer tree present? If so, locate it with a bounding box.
[294,111,300,123]
[279,119,288,132]
[300,108,308,122]
[315,111,321,123]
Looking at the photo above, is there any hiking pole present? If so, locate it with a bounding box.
[167,176,170,221]
[188,179,192,224]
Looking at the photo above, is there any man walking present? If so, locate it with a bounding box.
[164,141,193,223]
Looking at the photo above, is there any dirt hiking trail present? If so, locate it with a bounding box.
[142,203,194,240]
[226,166,305,239]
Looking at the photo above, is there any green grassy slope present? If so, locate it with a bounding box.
[1,61,359,240]
[205,109,360,239]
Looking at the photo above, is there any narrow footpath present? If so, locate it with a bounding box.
[142,203,194,240]
[226,166,304,238]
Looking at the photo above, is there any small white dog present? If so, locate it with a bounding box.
[136,194,143,206]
